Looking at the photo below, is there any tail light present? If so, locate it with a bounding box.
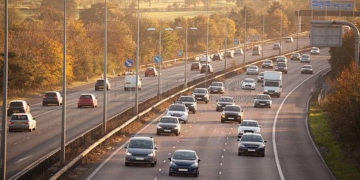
[8,121,13,125]
[25,121,29,124]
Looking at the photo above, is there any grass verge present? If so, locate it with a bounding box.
[308,101,360,180]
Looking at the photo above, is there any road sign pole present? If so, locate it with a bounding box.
[158,30,161,100]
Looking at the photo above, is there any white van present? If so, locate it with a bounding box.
[252,45,262,56]
[284,37,294,43]
[124,74,141,91]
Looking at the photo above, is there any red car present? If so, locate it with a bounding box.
[77,93,98,108]
[145,67,158,77]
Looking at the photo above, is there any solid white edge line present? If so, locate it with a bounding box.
[85,112,165,180]
[273,66,330,180]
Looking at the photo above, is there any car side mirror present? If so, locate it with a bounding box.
[264,140,267,143]
[198,159,201,162]
[216,100,218,102]
[237,138,240,141]
[154,146,158,150]
[168,157,171,161]
[262,84,264,87]
[280,85,283,88]
[33,118,36,120]
[27,103,30,106]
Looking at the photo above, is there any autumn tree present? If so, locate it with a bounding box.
[40,0,79,20]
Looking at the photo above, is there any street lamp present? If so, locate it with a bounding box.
[147,27,173,99]
[176,26,197,88]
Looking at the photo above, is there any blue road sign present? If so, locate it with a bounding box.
[178,50,182,57]
[154,55,162,63]
[124,59,133,68]
[234,38,239,45]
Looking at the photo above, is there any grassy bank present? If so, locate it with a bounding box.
[308,101,360,180]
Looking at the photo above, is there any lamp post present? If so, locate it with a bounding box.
[135,0,140,114]
[279,9,282,55]
[176,26,197,88]
[224,0,228,71]
[205,0,209,88]
[147,27,173,99]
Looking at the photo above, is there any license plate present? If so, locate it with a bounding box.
[228,117,234,119]
[135,157,144,160]
[164,130,171,132]
[248,149,256,152]
[197,97,202,99]
[269,92,274,94]
[16,122,22,124]
[13,110,19,112]
[178,169,188,172]
[260,103,265,105]
[99,86,103,88]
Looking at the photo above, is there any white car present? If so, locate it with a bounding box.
[301,65,313,74]
[166,103,189,124]
[246,65,259,75]
[234,48,244,55]
[300,54,311,63]
[257,72,264,82]
[238,120,261,138]
[276,55,288,64]
[200,55,212,63]
[310,47,320,55]
[8,113,37,132]
[242,78,256,90]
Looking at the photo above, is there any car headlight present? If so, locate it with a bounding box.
[238,129,244,133]
[221,114,225,118]
[264,90,268,92]
[255,129,260,133]
[190,104,195,107]
[216,103,221,107]
[173,126,179,129]
[258,143,265,148]
[126,152,132,156]
[190,163,198,168]
[239,143,246,148]
[148,153,154,157]
[157,126,163,129]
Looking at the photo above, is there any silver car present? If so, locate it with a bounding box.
[254,94,272,108]
[301,54,311,63]
[8,113,37,132]
[246,65,259,75]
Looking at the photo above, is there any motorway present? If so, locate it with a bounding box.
[2,38,312,178]
[82,48,334,180]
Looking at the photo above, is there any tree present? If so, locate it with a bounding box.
[267,1,283,14]
[40,0,79,19]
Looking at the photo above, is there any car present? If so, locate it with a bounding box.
[284,37,294,43]
[125,136,158,167]
[8,113,36,132]
[275,62,288,74]
[254,94,272,108]
[225,51,234,58]
[220,105,244,123]
[199,55,212,63]
[212,53,223,61]
[261,60,273,69]
[200,64,214,73]
[94,79,111,91]
[237,133,267,157]
[257,72,264,83]
[300,54,311,63]
[273,43,282,50]
[234,48,244,55]
[208,81,225,94]
[157,116,181,136]
[276,55,288,64]
[216,96,235,111]
[246,65,259,75]
[168,149,201,177]
[237,120,261,138]
[77,93,98,108]
[310,47,320,55]
[290,53,301,61]
[7,100,31,116]
[145,67,158,77]
[190,62,201,71]
[301,65,313,74]
[166,103,189,123]
[241,78,256,90]
[177,96,197,114]
[192,88,210,103]
[42,91,62,106]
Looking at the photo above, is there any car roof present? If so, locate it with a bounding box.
[242,132,263,137]
[11,113,29,115]
[241,120,259,123]
[219,96,233,99]
[130,136,154,141]
[80,93,95,96]
[256,93,270,96]
[10,100,26,103]
[244,78,255,81]
[174,149,196,153]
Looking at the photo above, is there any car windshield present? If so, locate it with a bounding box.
[264,81,280,87]
[179,97,194,102]
[259,72,264,76]
[219,98,233,102]
[173,151,196,160]
[248,66,257,69]
[11,115,28,120]
[194,89,207,93]
[96,80,104,83]
[9,102,23,107]
[128,140,153,149]
[212,82,222,86]
[224,106,240,112]
[277,63,286,67]
[241,121,258,127]
[241,135,263,142]
[303,65,312,68]
[291,53,299,57]
[169,105,186,112]
[80,95,92,99]
[256,95,270,99]
[263,60,272,64]
[45,93,57,97]
[244,79,254,83]
[146,68,154,71]
[302,55,309,58]
[160,118,178,124]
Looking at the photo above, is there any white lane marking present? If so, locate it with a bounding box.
[273,66,330,180]
[15,155,33,164]
[86,112,165,180]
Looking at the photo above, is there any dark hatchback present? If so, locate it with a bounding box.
[178,96,197,113]
[94,79,110,91]
[192,88,210,103]
[216,97,235,111]
[168,149,201,177]
[42,91,62,106]
[156,116,181,136]
[191,62,201,71]
[237,133,267,157]
[125,137,158,167]
[220,105,244,123]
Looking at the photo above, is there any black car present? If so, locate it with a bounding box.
[254,94,272,108]
[275,62,288,74]
[208,81,225,94]
[178,96,197,114]
[290,53,301,61]
[95,79,111,91]
[192,88,210,103]
[42,91,63,106]
[237,133,267,157]
[168,149,201,177]
[212,53,223,61]
[301,65,313,74]
[216,96,235,111]
[220,105,244,123]
[156,116,181,136]
[7,100,31,116]
[125,137,158,167]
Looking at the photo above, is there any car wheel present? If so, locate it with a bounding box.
[183,121,187,124]
[195,170,199,177]
[150,163,155,167]
[193,110,196,114]
[43,103,46,106]
[9,129,12,132]
[261,153,265,157]
[176,132,179,136]
[29,128,32,132]
[238,152,242,156]
[221,120,224,123]
[78,106,81,108]
[169,172,173,176]
[254,105,257,108]
[92,105,95,108]
[157,132,160,135]
[125,162,129,166]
